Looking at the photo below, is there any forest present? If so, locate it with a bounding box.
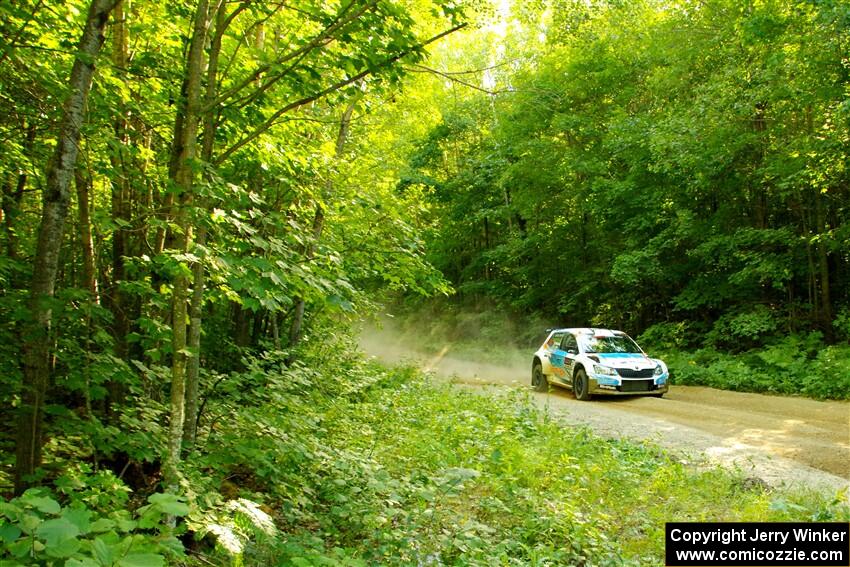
[401,0,850,398]
[0,0,848,565]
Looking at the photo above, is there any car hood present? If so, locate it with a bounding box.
[593,353,656,369]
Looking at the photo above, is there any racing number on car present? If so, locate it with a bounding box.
[550,346,566,377]
[561,334,578,378]
[548,333,577,383]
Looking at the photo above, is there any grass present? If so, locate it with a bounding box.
[265,365,848,565]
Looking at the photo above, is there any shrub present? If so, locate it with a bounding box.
[0,467,186,566]
[664,334,850,400]
[638,322,690,351]
[833,307,850,341]
[705,306,779,351]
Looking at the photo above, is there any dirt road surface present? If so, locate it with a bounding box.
[360,329,850,497]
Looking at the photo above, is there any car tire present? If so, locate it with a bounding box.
[532,362,547,392]
[652,393,664,399]
[573,368,591,401]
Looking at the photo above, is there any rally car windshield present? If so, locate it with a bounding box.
[582,336,642,354]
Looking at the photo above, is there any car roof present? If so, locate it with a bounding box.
[547,328,627,336]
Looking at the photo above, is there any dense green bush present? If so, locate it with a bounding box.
[834,307,850,342]
[659,335,850,399]
[704,306,780,351]
[0,467,186,566]
[637,322,691,351]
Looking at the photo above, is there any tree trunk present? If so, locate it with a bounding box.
[108,0,130,363]
[182,227,205,454]
[751,102,768,230]
[800,105,834,341]
[288,204,325,349]
[183,1,226,454]
[234,304,251,347]
[271,312,281,350]
[2,122,34,266]
[252,310,264,343]
[15,0,118,495]
[815,189,834,342]
[288,102,355,351]
[503,185,513,232]
[74,167,98,300]
[483,216,490,281]
[163,0,210,494]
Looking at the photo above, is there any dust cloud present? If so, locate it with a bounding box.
[358,314,532,387]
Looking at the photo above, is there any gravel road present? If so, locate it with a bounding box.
[360,330,850,498]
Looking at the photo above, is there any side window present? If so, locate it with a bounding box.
[547,332,566,350]
[560,334,578,353]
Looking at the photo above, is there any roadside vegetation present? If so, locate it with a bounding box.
[2,353,847,565]
[643,325,850,400]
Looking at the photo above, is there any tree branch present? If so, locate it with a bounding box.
[419,60,518,76]
[0,0,46,67]
[206,0,376,112]
[215,22,467,165]
[406,64,510,95]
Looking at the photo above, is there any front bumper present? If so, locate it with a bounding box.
[588,373,669,396]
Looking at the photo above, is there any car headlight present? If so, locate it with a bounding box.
[593,364,618,376]
[654,364,663,376]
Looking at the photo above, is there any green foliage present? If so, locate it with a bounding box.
[705,306,780,351]
[0,0,463,514]
[638,322,691,351]
[230,365,846,564]
[662,335,850,400]
[174,359,847,565]
[833,307,850,341]
[402,0,850,347]
[6,334,846,565]
[0,469,185,566]
[2,2,848,566]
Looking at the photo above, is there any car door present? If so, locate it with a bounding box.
[560,333,579,382]
[548,333,569,383]
[544,332,566,381]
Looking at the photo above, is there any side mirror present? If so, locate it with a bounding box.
[567,348,577,355]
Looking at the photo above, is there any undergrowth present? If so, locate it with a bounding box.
[3,359,847,566]
[645,335,850,400]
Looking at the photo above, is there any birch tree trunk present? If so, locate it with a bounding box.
[15,0,118,495]
[109,0,130,364]
[815,189,834,342]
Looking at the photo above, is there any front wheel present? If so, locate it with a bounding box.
[573,368,591,401]
[532,362,547,392]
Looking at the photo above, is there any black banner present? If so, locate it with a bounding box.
[666,522,849,566]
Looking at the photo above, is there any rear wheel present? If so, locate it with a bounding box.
[573,368,591,401]
[532,362,547,392]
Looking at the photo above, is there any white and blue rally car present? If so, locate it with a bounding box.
[531,328,669,399]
